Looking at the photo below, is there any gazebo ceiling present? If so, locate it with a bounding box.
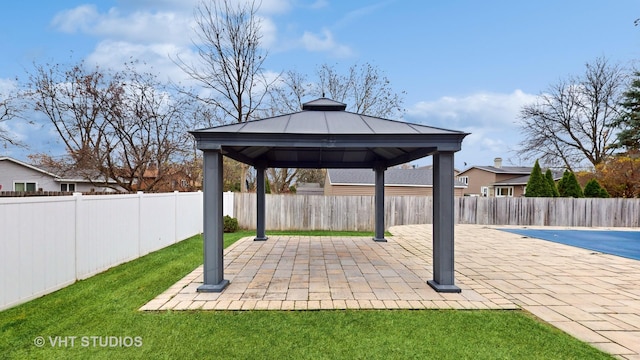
[190,98,469,169]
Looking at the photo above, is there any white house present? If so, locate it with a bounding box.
[0,156,119,193]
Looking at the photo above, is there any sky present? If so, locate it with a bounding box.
[1,0,639,170]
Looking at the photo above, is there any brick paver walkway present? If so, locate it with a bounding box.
[141,224,640,359]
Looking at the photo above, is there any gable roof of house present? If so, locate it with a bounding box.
[0,156,60,178]
[492,170,564,186]
[327,168,467,187]
[460,165,533,175]
[0,156,115,184]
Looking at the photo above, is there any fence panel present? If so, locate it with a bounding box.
[139,193,178,256]
[234,193,640,230]
[0,197,76,310]
[0,191,205,311]
[176,191,203,241]
[75,194,141,279]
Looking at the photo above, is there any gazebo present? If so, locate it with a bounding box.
[190,98,469,293]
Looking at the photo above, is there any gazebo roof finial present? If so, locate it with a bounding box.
[302,97,347,111]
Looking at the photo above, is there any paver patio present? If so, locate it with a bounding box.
[141,224,640,359]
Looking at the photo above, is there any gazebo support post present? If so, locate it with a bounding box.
[197,150,229,292]
[428,151,461,293]
[255,166,268,241]
[373,165,387,242]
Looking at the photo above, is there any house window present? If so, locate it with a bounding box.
[181,179,188,187]
[457,176,468,185]
[61,183,76,192]
[14,182,37,192]
[480,186,489,197]
[495,186,514,197]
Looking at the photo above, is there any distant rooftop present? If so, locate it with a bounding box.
[328,168,467,187]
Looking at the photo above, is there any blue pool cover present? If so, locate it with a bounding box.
[499,229,640,261]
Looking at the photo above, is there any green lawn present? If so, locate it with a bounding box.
[0,231,613,359]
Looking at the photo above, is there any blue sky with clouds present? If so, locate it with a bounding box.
[1,0,639,169]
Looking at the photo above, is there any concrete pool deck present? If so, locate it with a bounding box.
[141,224,640,359]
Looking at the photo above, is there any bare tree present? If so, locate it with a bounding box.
[317,63,405,119]
[268,69,311,115]
[176,0,273,192]
[271,63,405,118]
[517,57,626,171]
[0,89,24,148]
[29,61,109,171]
[264,62,406,192]
[101,65,196,191]
[28,60,195,192]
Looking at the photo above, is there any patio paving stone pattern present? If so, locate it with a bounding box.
[141,224,640,359]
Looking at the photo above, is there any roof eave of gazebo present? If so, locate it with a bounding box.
[192,98,469,294]
[190,131,468,169]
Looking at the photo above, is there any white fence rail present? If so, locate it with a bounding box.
[0,191,210,311]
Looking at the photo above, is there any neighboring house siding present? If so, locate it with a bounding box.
[511,185,527,197]
[0,160,59,192]
[460,168,495,196]
[325,168,466,197]
[0,158,120,193]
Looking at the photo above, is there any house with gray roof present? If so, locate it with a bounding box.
[456,157,561,197]
[325,167,467,196]
[0,156,120,194]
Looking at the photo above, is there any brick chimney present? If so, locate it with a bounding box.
[494,157,502,168]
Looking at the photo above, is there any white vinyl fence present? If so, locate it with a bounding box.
[0,191,226,311]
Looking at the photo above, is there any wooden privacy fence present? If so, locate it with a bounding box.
[234,193,640,230]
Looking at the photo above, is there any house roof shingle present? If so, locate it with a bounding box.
[466,165,533,175]
[328,168,467,187]
[492,171,564,186]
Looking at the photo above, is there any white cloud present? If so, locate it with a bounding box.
[115,0,291,14]
[300,28,353,58]
[257,16,278,48]
[0,78,18,96]
[51,5,101,33]
[85,40,196,84]
[52,5,195,46]
[308,0,329,9]
[407,89,537,128]
[405,90,538,168]
[115,0,200,10]
[52,2,281,73]
[259,0,293,14]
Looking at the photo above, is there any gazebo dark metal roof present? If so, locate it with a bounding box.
[191,98,469,294]
[192,98,467,169]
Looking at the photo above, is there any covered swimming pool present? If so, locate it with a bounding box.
[500,228,640,261]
